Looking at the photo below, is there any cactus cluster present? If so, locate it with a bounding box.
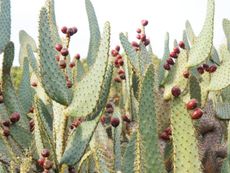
[0,0,230,172]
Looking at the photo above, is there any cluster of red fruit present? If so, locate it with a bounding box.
[111,45,126,83]
[197,63,217,74]
[132,19,150,51]
[186,99,203,119]
[70,117,83,130]
[100,102,120,128]
[163,41,185,71]
[1,112,20,137]
[159,127,172,140]
[37,149,54,173]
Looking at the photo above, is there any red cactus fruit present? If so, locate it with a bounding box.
[166,58,175,65]
[136,28,141,33]
[136,34,141,40]
[171,86,181,97]
[191,108,203,119]
[116,55,122,60]
[67,28,74,36]
[114,77,122,83]
[61,26,68,34]
[2,120,10,127]
[72,27,78,34]
[143,39,150,46]
[69,62,75,68]
[140,34,146,42]
[66,80,72,88]
[164,127,172,136]
[41,149,50,158]
[55,44,63,52]
[3,127,10,137]
[38,157,45,167]
[10,112,20,123]
[131,41,139,48]
[115,45,120,52]
[208,64,217,73]
[141,19,148,26]
[197,66,204,74]
[163,63,171,70]
[111,117,120,128]
[118,59,124,66]
[170,51,178,59]
[111,50,118,57]
[106,102,113,109]
[60,48,69,56]
[183,70,190,79]
[74,54,81,60]
[31,82,37,87]
[203,63,209,71]
[160,131,170,140]
[0,95,3,104]
[106,107,114,114]
[59,60,66,69]
[118,69,125,75]
[186,99,198,110]
[173,47,180,54]
[179,41,185,49]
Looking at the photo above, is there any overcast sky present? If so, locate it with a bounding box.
[9,0,230,65]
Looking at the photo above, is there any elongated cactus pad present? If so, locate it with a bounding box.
[0,0,11,53]
[85,0,101,67]
[187,0,215,67]
[38,7,73,106]
[67,22,111,119]
[138,64,166,173]
[171,98,201,173]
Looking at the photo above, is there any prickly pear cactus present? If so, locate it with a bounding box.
[0,0,230,172]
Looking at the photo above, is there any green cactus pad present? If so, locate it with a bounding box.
[183,30,190,50]
[85,0,101,67]
[187,0,215,67]
[122,132,137,173]
[113,109,122,172]
[171,98,201,173]
[27,45,40,77]
[2,42,29,129]
[223,18,230,51]
[138,43,152,76]
[67,22,111,119]
[209,46,230,91]
[60,117,100,165]
[0,0,11,53]
[38,7,72,106]
[45,0,61,44]
[120,33,139,71]
[189,76,201,106]
[185,20,196,45]
[18,57,34,114]
[138,64,166,173]
[0,163,7,173]
[18,30,37,66]
[158,32,170,86]
[163,49,188,100]
[215,102,230,120]
[76,60,85,82]
[200,72,210,106]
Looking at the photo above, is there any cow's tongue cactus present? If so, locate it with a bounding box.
[0,0,229,172]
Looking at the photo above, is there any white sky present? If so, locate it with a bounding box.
[9,0,230,65]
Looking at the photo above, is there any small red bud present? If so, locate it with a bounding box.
[61,26,68,34]
[191,108,203,119]
[141,19,148,26]
[136,28,142,33]
[163,63,171,70]
[171,86,181,97]
[41,148,50,158]
[55,44,63,52]
[111,117,120,128]
[186,99,198,110]
[208,65,217,73]
[179,41,185,49]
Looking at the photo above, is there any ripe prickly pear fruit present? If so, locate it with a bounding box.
[191,108,203,119]
[111,117,120,128]
[186,99,198,110]
[171,86,181,97]
[10,112,20,123]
